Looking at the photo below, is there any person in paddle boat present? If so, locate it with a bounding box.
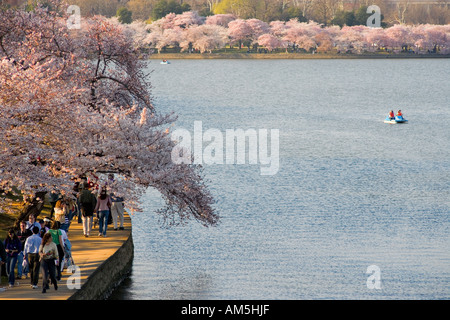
[388,110,395,120]
[162,59,167,63]
[396,110,404,120]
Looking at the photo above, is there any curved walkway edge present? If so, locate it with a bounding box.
[0,213,133,300]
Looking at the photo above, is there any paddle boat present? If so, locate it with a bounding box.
[160,59,170,65]
[384,115,408,124]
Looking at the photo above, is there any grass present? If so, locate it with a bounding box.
[148,46,450,59]
[0,192,52,240]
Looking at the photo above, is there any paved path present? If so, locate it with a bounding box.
[0,213,132,300]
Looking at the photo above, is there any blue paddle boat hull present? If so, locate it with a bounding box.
[384,116,408,124]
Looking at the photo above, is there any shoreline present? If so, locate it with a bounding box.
[149,52,450,60]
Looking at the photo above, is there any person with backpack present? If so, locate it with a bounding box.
[78,182,96,237]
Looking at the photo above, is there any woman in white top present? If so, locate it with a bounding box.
[54,200,67,225]
[39,233,59,293]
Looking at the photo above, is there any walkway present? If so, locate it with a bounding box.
[0,213,132,300]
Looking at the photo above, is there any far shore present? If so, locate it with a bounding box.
[149,52,450,60]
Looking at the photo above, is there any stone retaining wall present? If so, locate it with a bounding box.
[68,234,134,300]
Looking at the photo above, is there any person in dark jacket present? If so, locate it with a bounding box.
[4,229,22,287]
[78,182,96,237]
[0,238,6,273]
[17,220,32,279]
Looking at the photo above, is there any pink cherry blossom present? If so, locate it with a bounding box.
[181,24,228,53]
[0,2,218,227]
[205,14,237,27]
[227,19,253,47]
[257,33,284,51]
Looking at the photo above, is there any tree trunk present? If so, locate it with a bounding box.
[15,191,47,228]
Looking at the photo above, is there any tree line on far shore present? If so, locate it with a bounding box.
[109,10,450,55]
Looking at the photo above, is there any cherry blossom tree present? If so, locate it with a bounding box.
[384,24,410,52]
[205,13,237,27]
[155,28,184,53]
[150,12,178,31]
[172,11,205,29]
[181,24,228,53]
[269,20,288,38]
[0,2,218,227]
[107,17,151,52]
[420,24,449,53]
[283,20,320,51]
[365,27,388,52]
[257,33,284,51]
[227,18,253,48]
[314,31,333,53]
[335,25,370,53]
[246,18,270,38]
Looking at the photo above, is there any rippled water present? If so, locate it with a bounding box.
[109,59,450,300]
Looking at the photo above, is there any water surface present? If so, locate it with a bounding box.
[109,59,450,300]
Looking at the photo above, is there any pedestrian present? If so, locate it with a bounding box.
[39,219,50,238]
[58,224,69,273]
[94,188,112,237]
[48,221,65,281]
[39,233,58,293]
[49,189,60,219]
[110,193,125,230]
[66,198,77,230]
[4,228,22,288]
[43,217,52,231]
[26,214,41,233]
[0,238,6,287]
[54,200,67,225]
[17,220,32,280]
[78,182,96,237]
[24,226,42,289]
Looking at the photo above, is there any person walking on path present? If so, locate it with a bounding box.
[26,214,41,233]
[94,188,112,237]
[4,229,22,288]
[38,219,50,238]
[78,182,96,237]
[24,226,42,289]
[49,190,60,219]
[48,221,65,281]
[110,193,125,230]
[39,233,59,293]
[54,200,68,227]
[17,220,32,280]
[0,237,7,289]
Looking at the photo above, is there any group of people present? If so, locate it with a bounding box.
[0,214,71,293]
[76,174,126,238]
[0,173,125,294]
[388,109,403,120]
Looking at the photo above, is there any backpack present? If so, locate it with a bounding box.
[80,190,95,216]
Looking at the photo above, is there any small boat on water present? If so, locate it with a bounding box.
[384,115,408,124]
[160,59,170,64]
